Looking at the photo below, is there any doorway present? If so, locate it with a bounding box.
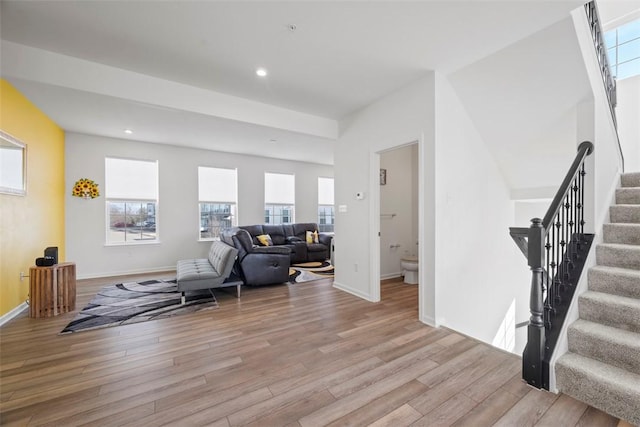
[380,142,419,282]
[370,139,425,319]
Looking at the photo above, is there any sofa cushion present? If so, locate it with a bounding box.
[293,223,319,240]
[290,241,308,263]
[263,225,287,245]
[307,243,327,253]
[176,241,238,292]
[177,259,218,281]
[208,241,238,280]
[283,224,294,238]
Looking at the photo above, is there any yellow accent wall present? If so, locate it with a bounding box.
[0,79,65,318]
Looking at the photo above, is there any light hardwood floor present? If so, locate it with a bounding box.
[0,273,624,426]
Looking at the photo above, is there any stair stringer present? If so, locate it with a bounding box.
[548,170,620,392]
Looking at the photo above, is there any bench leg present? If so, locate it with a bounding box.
[236,284,241,298]
[181,292,186,305]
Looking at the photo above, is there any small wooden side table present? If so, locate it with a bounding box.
[29,262,76,318]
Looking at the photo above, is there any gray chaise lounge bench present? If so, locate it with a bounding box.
[176,241,241,304]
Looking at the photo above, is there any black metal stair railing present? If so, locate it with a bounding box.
[584,1,624,172]
[585,1,617,127]
[510,141,595,390]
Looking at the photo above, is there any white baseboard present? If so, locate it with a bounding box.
[77,266,176,280]
[332,281,375,302]
[420,313,436,327]
[381,272,402,280]
[0,302,28,327]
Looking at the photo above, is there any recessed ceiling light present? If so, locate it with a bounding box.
[124,129,133,134]
[256,68,268,77]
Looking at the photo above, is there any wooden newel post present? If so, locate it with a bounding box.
[523,218,546,388]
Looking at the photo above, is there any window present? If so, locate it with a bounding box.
[318,177,334,232]
[199,167,237,240]
[0,130,26,196]
[605,19,640,80]
[105,157,158,244]
[265,172,294,225]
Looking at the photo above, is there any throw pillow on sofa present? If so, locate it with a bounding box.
[306,230,319,244]
[257,234,273,246]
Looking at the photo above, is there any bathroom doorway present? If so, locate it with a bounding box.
[377,142,419,307]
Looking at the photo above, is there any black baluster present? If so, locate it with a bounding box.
[553,214,562,319]
[568,185,573,266]
[580,165,586,239]
[570,180,577,267]
[576,175,583,251]
[564,194,571,280]
[550,221,557,312]
[544,234,552,328]
[560,201,566,298]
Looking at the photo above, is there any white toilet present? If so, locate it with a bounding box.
[401,256,419,284]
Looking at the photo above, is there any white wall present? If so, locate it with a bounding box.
[617,75,640,172]
[380,144,419,279]
[65,133,333,278]
[434,73,525,351]
[334,71,528,349]
[448,17,591,193]
[514,199,553,228]
[334,74,436,322]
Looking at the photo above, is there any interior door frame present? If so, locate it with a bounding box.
[369,136,431,324]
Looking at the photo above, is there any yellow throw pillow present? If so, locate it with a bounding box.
[257,234,273,246]
[306,230,319,244]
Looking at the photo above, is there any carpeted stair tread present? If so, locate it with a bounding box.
[621,172,640,188]
[555,174,640,423]
[616,187,640,204]
[589,265,640,299]
[579,291,640,333]
[603,223,640,245]
[610,205,640,223]
[556,352,640,425]
[596,243,640,270]
[567,319,640,375]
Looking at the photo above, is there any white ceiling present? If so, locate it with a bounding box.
[0,0,587,165]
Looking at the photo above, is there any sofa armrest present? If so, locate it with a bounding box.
[318,233,333,247]
[241,251,290,285]
[252,246,291,256]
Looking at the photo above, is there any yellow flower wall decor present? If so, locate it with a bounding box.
[72,178,100,199]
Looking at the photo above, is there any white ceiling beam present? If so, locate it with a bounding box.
[0,41,338,140]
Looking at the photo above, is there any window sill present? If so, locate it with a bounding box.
[104,240,161,247]
[198,238,221,243]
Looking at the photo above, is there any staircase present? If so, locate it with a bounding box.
[556,172,640,425]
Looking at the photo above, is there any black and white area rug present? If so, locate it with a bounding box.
[60,279,218,334]
[289,261,335,284]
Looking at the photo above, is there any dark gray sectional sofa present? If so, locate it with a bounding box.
[239,223,332,263]
[220,223,332,286]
